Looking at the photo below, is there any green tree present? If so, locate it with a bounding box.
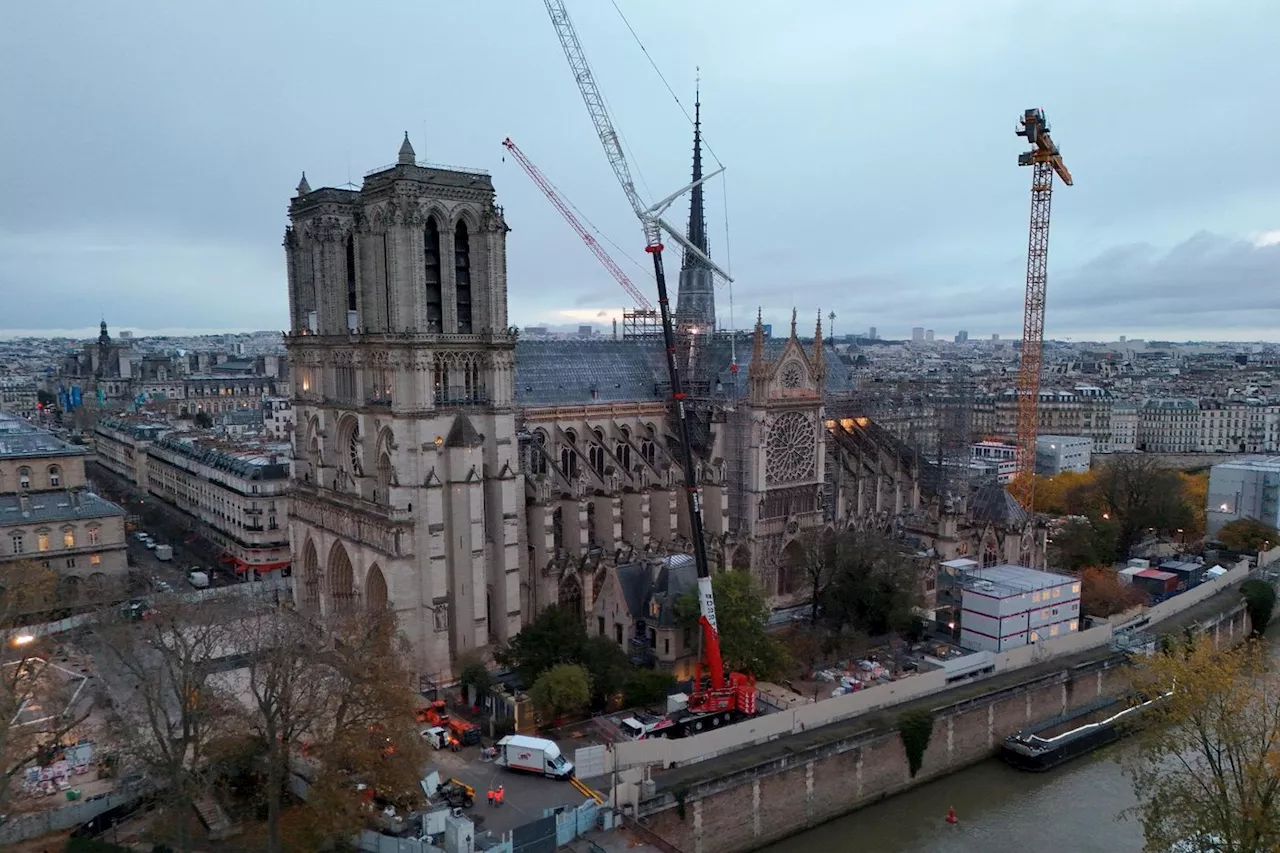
[194,410,213,429]
[1125,639,1280,852]
[528,663,592,722]
[676,570,788,679]
[458,655,493,706]
[494,604,587,685]
[1093,455,1194,557]
[1219,518,1280,554]
[820,531,923,637]
[579,634,633,708]
[1241,579,1276,636]
[1051,518,1121,571]
[622,669,676,708]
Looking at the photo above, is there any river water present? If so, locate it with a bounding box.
[762,746,1142,853]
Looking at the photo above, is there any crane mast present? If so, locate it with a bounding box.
[502,137,654,311]
[541,0,738,699]
[1010,108,1073,512]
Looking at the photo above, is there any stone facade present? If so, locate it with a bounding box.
[285,137,521,684]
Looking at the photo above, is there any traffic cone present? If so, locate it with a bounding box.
[946,806,958,824]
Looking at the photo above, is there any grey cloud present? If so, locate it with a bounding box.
[1,0,1278,339]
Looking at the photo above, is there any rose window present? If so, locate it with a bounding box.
[766,411,816,484]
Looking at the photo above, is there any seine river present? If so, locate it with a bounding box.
[762,746,1142,853]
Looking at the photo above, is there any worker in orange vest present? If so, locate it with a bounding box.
[495,785,505,807]
[486,788,495,806]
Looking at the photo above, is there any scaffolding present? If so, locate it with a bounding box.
[621,307,663,339]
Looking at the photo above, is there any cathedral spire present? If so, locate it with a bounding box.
[398,132,416,165]
[749,308,767,379]
[674,77,716,330]
[813,310,826,380]
[790,307,798,339]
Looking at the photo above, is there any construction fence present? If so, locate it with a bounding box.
[0,790,142,845]
[603,560,1253,774]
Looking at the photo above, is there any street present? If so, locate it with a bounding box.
[426,739,602,835]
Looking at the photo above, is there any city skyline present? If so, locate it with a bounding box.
[3,0,1278,341]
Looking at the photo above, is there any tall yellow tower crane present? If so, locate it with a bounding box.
[1010,108,1073,512]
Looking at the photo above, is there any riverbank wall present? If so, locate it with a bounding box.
[628,598,1250,853]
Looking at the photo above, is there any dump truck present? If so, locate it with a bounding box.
[493,735,573,779]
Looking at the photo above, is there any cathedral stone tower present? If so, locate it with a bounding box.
[284,135,521,683]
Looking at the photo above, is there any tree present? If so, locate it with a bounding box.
[1219,518,1280,554]
[494,604,587,686]
[1178,471,1209,541]
[528,663,591,722]
[0,562,90,816]
[458,655,492,707]
[1094,455,1194,557]
[286,610,430,851]
[238,606,336,853]
[36,389,55,409]
[194,410,213,429]
[92,600,239,853]
[1125,640,1280,852]
[1079,565,1147,619]
[820,531,923,638]
[621,669,676,708]
[676,570,788,679]
[1241,579,1276,636]
[1051,518,1120,572]
[579,635,632,708]
[791,527,849,625]
[1034,470,1098,516]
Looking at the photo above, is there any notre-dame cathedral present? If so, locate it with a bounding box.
[284,124,1043,684]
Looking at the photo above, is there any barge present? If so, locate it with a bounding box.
[1001,691,1170,771]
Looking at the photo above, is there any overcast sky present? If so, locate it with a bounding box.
[2,0,1277,342]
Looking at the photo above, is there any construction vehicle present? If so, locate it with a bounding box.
[1009,108,1073,511]
[542,0,757,737]
[416,700,482,746]
[434,777,476,809]
[446,716,482,746]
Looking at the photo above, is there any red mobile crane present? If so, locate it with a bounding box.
[541,0,755,735]
[502,137,654,311]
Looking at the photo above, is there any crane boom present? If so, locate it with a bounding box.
[502,137,654,311]
[542,0,744,703]
[1010,108,1072,511]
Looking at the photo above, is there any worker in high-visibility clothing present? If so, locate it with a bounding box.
[495,785,505,807]
[487,788,495,806]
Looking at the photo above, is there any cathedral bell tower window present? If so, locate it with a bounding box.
[454,221,473,334]
[424,217,443,332]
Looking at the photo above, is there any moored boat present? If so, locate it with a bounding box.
[1001,691,1170,771]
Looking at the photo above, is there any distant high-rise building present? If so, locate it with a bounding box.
[992,333,1000,341]
[912,327,925,342]
[1119,335,1127,344]
[868,326,877,340]
[955,330,969,343]
[925,329,935,342]
[577,325,593,338]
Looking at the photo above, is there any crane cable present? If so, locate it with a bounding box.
[609,0,724,170]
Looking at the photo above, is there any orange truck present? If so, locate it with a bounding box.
[415,700,482,746]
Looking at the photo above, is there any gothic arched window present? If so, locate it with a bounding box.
[561,430,579,479]
[345,234,357,312]
[454,221,473,334]
[424,217,443,332]
[530,431,548,476]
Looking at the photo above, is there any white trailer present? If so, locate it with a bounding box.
[493,735,574,779]
[155,544,173,561]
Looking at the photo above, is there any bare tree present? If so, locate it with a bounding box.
[792,527,847,625]
[237,604,336,853]
[91,598,239,853]
[0,561,92,814]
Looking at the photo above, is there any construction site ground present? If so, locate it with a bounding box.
[653,577,1251,792]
